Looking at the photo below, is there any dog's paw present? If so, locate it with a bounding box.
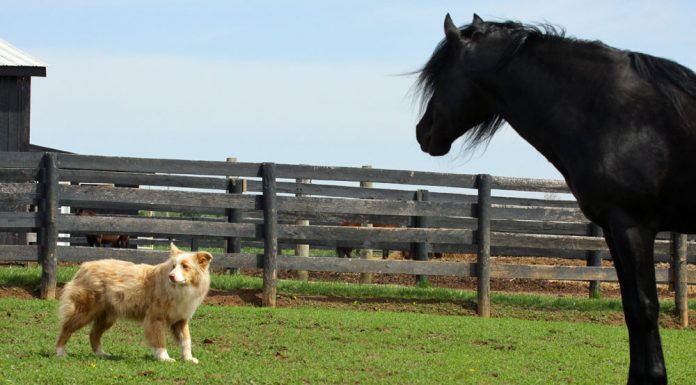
[94,347,111,357]
[153,348,175,362]
[55,347,67,357]
[184,356,199,364]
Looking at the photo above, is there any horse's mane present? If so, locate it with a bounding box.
[416,19,696,149]
[415,20,568,150]
[629,52,696,121]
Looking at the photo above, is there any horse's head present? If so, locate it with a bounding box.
[416,14,514,156]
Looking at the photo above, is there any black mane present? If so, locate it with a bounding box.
[415,20,567,150]
[416,19,696,149]
[629,52,696,121]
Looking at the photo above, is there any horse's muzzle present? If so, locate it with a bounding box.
[417,118,451,156]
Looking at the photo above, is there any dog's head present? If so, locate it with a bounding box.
[167,243,213,286]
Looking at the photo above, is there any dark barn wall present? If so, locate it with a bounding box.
[0,75,31,245]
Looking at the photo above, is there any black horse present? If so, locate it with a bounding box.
[415,14,695,385]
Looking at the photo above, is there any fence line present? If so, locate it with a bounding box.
[0,152,693,326]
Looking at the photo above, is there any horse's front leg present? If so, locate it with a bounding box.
[604,213,665,385]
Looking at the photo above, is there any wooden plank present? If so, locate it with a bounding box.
[262,163,278,307]
[274,164,479,188]
[587,224,604,298]
[57,154,264,177]
[225,177,245,274]
[491,264,618,281]
[56,155,486,188]
[276,196,475,217]
[56,246,263,269]
[490,219,588,236]
[491,232,610,251]
[491,176,570,193]
[0,151,43,169]
[277,255,477,276]
[40,153,58,300]
[59,184,258,211]
[358,165,375,285]
[250,180,580,209]
[59,169,228,190]
[672,233,689,327]
[477,174,492,317]
[57,215,259,238]
[0,245,40,261]
[294,177,311,281]
[0,168,41,182]
[492,205,587,223]
[0,182,41,206]
[0,212,41,230]
[247,180,417,201]
[491,231,673,254]
[278,224,474,244]
[59,183,476,218]
[413,189,430,285]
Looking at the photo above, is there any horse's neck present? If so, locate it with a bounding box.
[494,43,623,145]
[486,43,624,180]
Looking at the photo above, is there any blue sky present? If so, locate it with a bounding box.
[4,1,696,181]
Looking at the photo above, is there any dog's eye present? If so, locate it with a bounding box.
[182,264,189,270]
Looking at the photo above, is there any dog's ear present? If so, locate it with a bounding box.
[170,242,182,256]
[196,252,213,269]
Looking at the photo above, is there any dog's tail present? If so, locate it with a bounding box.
[57,281,75,323]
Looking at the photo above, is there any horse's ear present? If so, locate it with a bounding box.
[444,13,460,43]
[472,13,484,27]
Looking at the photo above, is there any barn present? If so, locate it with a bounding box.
[0,38,50,246]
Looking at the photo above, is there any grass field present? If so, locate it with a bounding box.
[0,266,695,384]
[1,297,696,385]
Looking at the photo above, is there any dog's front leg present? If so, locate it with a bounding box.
[171,319,198,364]
[144,314,174,362]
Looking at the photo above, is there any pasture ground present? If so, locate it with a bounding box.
[0,266,695,384]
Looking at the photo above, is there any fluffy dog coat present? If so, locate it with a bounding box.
[55,244,212,363]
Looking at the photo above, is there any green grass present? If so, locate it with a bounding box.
[0,297,695,385]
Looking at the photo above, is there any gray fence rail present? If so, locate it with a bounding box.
[0,152,693,323]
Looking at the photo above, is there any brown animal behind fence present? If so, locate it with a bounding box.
[336,222,411,259]
[76,209,129,248]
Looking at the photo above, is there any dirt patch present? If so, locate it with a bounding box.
[2,253,694,330]
[237,251,695,300]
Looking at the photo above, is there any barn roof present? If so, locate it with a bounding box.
[0,38,46,77]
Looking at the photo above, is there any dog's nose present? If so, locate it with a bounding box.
[168,274,176,282]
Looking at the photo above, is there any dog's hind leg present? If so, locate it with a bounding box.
[56,307,95,357]
[89,311,116,357]
[171,319,198,364]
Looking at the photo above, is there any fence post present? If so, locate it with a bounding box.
[190,228,199,252]
[414,189,430,286]
[476,174,491,317]
[294,178,311,281]
[225,157,245,274]
[587,223,603,299]
[671,232,688,327]
[261,163,278,307]
[359,165,374,285]
[39,152,58,300]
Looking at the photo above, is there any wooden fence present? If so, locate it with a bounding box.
[0,152,693,322]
